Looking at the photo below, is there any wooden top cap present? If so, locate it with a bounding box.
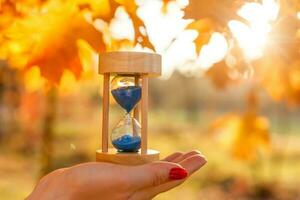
[98,51,161,76]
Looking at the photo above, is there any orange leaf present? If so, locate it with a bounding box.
[129,12,154,50]
[183,0,248,54]
[106,0,154,50]
[210,111,270,161]
[2,2,105,83]
[161,0,174,14]
[254,15,300,104]
[206,61,235,89]
[184,0,245,28]
[186,19,214,53]
[77,0,111,19]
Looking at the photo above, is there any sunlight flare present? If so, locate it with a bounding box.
[229,0,279,60]
[197,32,228,69]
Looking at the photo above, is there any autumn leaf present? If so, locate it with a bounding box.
[209,88,270,161]
[81,0,136,22]
[161,0,175,14]
[183,0,251,54]
[267,15,300,61]
[210,111,270,161]
[77,0,111,19]
[255,57,300,104]
[1,0,155,84]
[98,0,154,50]
[186,19,214,53]
[206,60,236,89]
[1,1,105,83]
[184,0,246,28]
[254,15,300,103]
[116,0,154,50]
[129,12,154,50]
[23,66,46,92]
[280,0,300,16]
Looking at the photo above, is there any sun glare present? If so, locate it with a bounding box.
[228,0,279,60]
[197,33,228,69]
[103,0,280,78]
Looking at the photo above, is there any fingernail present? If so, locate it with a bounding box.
[169,167,188,180]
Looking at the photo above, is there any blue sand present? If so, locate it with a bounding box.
[112,134,141,152]
[111,86,141,113]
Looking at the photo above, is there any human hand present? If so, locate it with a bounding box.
[27,151,207,200]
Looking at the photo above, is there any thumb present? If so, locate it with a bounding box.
[127,161,188,191]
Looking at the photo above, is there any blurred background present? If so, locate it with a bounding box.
[0,0,300,199]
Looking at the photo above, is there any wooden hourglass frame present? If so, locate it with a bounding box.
[96,51,161,165]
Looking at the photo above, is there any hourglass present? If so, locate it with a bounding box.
[96,51,161,165]
[110,75,141,152]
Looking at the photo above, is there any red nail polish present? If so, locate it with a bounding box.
[169,167,188,180]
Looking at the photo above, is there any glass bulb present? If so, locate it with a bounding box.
[111,113,141,152]
[111,75,141,113]
[110,75,142,152]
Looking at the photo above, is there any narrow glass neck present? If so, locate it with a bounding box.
[124,113,131,125]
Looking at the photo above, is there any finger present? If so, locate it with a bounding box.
[130,154,207,200]
[172,150,202,163]
[162,152,183,162]
[179,154,207,174]
[127,161,187,192]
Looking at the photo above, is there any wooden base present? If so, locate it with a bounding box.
[96,149,160,165]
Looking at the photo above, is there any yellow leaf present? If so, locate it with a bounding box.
[59,70,78,95]
[290,66,300,92]
[2,1,105,83]
[183,0,247,55]
[77,0,111,19]
[114,0,137,14]
[210,111,270,161]
[186,19,214,53]
[129,12,154,50]
[106,0,154,50]
[184,0,245,28]
[23,66,46,92]
[161,0,174,14]
[77,39,98,75]
[206,61,236,89]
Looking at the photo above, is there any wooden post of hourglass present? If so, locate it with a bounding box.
[133,75,140,137]
[141,75,148,154]
[101,73,110,153]
[96,51,161,165]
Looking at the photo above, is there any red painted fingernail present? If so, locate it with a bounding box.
[169,167,188,180]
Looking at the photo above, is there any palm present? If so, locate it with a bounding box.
[28,151,206,200]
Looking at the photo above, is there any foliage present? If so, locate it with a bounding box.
[183,0,246,53]
[0,0,152,83]
[1,0,300,162]
[209,89,270,161]
[184,0,300,104]
[254,15,300,104]
[1,0,299,95]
